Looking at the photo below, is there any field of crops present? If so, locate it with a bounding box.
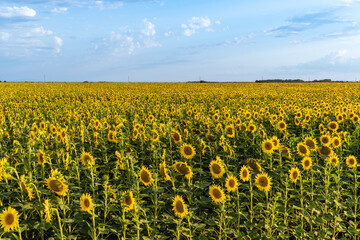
[0,82,359,239]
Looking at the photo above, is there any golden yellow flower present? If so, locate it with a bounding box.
[159,160,171,181]
[297,142,309,157]
[180,143,196,160]
[46,169,68,196]
[240,165,251,182]
[124,191,135,211]
[172,195,188,218]
[261,139,274,154]
[225,175,238,192]
[80,193,94,212]
[139,166,154,187]
[80,152,95,166]
[346,155,357,168]
[43,199,52,223]
[255,173,272,192]
[209,156,225,179]
[173,162,193,180]
[0,207,19,232]
[209,185,226,204]
[289,167,300,183]
[302,157,312,171]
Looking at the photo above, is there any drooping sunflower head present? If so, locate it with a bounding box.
[159,161,171,181]
[255,173,272,192]
[123,190,135,211]
[37,150,46,166]
[43,199,52,223]
[209,157,225,179]
[346,155,357,168]
[246,158,262,173]
[318,145,333,157]
[80,152,95,166]
[0,207,19,232]
[46,169,68,196]
[19,175,33,200]
[107,130,117,143]
[209,185,226,204]
[304,137,317,151]
[261,139,274,154]
[173,162,193,180]
[297,142,309,157]
[302,157,312,171]
[139,166,154,187]
[172,195,188,218]
[289,167,301,183]
[80,193,94,212]
[225,175,238,192]
[180,143,196,160]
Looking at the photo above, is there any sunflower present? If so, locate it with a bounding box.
[37,150,46,166]
[19,175,34,200]
[304,137,317,151]
[271,136,280,150]
[43,199,52,222]
[319,146,333,157]
[107,130,117,143]
[173,162,193,180]
[225,124,235,138]
[209,185,226,204]
[320,134,331,146]
[261,139,274,154]
[328,121,339,132]
[46,169,68,196]
[0,207,19,232]
[289,167,300,183]
[277,121,287,131]
[240,165,251,182]
[139,166,154,186]
[172,195,188,218]
[179,143,196,160]
[346,155,357,168]
[319,124,325,133]
[159,160,171,181]
[280,146,292,159]
[80,152,95,166]
[351,114,359,123]
[124,190,135,211]
[209,156,225,179]
[246,158,262,173]
[80,193,94,212]
[115,151,124,170]
[328,154,339,166]
[301,157,312,171]
[247,122,257,133]
[332,136,341,149]
[255,173,272,192]
[225,175,239,192]
[297,142,310,157]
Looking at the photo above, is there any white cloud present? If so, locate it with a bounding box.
[0,6,36,18]
[91,0,123,9]
[50,7,68,14]
[0,32,11,41]
[182,17,212,36]
[141,19,156,37]
[54,36,63,53]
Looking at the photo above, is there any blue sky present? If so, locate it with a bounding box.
[1,0,360,82]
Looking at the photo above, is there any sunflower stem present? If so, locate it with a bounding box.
[55,209,64,240]
[17,226,23,240]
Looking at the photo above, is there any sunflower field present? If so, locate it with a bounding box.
[0,82,359,239]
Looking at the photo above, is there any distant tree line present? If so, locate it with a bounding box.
[255,79,332,83]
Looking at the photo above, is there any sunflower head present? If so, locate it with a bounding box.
[289,167,301,183]
[332,136,341,149]
[172,195,188,218]
[43,199,52,222]
[297,142,309,157]
[255,173,272,192]
[180,143,196,160]
[46,169,68,196]
[123,191,135,211]
[302,157,312,171]
[320,134,331,146]
[328,154,339,167]
[277,121,287,131]
[139,166,154,187]
[346,155,357,168]
[240,165,251,182]
[328,121,339,131]
[80,193,94,212]
[80,152,95,166]
[246,158,261,173]
[261,139,274,154]
[173,162,193,180]
[209,185,226,204]
[225,175,238,192]
[225,124,235,138]
[159,161,171,182]
[0,207,19,232]
[171,131,182,144]
[209,157,225,179]
[318,145,333,157]
[304,137,317,151]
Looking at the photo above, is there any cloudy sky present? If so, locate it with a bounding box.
[1,0,360,82]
